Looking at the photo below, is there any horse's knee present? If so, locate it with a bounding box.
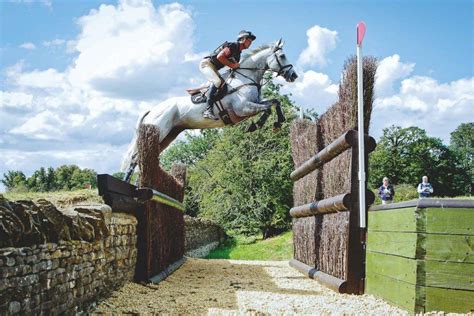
[245,122,258,133]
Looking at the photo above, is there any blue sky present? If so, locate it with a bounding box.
[0,0,473,190]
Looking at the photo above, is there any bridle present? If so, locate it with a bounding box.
[230,47,294,88]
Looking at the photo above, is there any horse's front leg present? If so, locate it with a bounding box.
[273,101,286,131]
[245,108,271,133]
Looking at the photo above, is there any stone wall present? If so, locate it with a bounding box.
[184,216,226,258]
[0,200,137,315]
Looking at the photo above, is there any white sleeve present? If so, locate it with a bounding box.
[417,184,423,193]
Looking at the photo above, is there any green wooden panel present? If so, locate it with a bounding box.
[425,234,474,263]
[425,208,474,235]
[365,272,419,313]
[369,207,419,232]
[425,287,474,313]
[424,260,474,290]
[366,251,418,284]
[367,231,418,258]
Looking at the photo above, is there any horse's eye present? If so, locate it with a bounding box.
[280,54,286,59]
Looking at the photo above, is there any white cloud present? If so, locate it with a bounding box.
[68,1,199,99]
[1,0,202,187]
[43,39,65,46]
[9,0,52,7]
[373,55,474,141]
[375,54,415,98]
[0,91,34,109]
[297,25,338,68]
[279,70,338,114]
[9,68,66,89]
[20,42,36,50]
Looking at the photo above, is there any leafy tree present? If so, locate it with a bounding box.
[55,165,80,190]
[160,129,221,171]
[369,125,469,197]
[450,123,473,193]
[188,79,298,237]
[112,172,125,180]
[1,170,27,191]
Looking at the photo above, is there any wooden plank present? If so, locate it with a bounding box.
[425,208,474,235]
[367,232,418,258]
[425,287,474,313]
[424,260,474,290]
[368,207,418,232]
[425,234,474,263]
[97,173,137,197]
[366,252,418,284]
[365,272,419,313]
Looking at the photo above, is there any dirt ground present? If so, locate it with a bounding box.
[94,258,406,315]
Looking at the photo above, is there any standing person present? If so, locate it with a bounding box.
[378,177,395,204]
[417,176,434,198]
[200,30,256,120]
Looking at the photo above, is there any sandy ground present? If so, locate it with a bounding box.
[94,258,407,315]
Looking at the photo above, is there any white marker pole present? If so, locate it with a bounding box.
[357,22,366,228]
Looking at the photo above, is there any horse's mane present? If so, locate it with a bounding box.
[240,44,272,63]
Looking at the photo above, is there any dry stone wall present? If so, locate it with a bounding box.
[0,198,137,315]
[184,216,226,258]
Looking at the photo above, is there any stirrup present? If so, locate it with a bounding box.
[203,110,218,120]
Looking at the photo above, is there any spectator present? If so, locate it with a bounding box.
[417,176,434,198]
[378,177,395,204]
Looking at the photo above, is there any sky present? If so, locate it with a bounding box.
[0,0,473,190]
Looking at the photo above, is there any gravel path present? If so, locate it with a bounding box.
[94,258,406,315]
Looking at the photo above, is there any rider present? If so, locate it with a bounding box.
[200,30,256,120]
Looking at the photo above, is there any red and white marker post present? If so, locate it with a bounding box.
[357,22,366,228]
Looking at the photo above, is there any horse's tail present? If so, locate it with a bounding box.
[120,110,150,173]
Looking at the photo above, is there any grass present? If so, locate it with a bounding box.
[206,231,293,260]
[2,189,102,208]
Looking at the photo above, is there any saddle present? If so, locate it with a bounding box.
[186,84,228,105]
[186,84,232,125]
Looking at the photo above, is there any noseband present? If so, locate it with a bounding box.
[271,47,294,78]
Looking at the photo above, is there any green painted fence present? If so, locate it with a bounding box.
[366,199,474,314]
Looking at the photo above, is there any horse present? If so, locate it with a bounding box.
[121,39,298,182]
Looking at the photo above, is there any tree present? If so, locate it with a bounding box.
[450,123,473,193]
[369,125,469,197]
[188,79,298,237]
[1,170,27,191]
[160,129,221,171]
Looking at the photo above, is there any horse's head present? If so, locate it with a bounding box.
[267,39,298,82]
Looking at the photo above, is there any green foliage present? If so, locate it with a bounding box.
[160,129,221,171]
[1,170,27,191]
[2,165,97,192]
[189,82,297,237]
[206,231,293,260]
[450,122,473,192]
[369,125,470,197]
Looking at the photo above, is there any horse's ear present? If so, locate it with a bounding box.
[274,38,283,51]
[278,38,285,48]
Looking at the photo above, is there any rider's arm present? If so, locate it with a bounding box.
[217,47,239,69]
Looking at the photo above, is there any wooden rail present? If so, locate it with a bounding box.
[290,130,376,181]
[290,193,351,218]
[97,174,184,212]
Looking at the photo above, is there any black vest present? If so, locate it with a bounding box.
[208,42,241,70]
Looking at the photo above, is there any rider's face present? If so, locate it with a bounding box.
[242,38,253,49]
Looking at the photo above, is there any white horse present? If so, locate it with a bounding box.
[121,39,298,181]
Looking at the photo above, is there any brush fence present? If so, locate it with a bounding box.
[290,128,376,294]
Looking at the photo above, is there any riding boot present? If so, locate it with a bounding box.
[203,84,219,120]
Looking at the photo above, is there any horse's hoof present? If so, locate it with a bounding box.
[246,122,257,133]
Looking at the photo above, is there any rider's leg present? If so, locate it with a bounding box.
[199,59,222,120]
